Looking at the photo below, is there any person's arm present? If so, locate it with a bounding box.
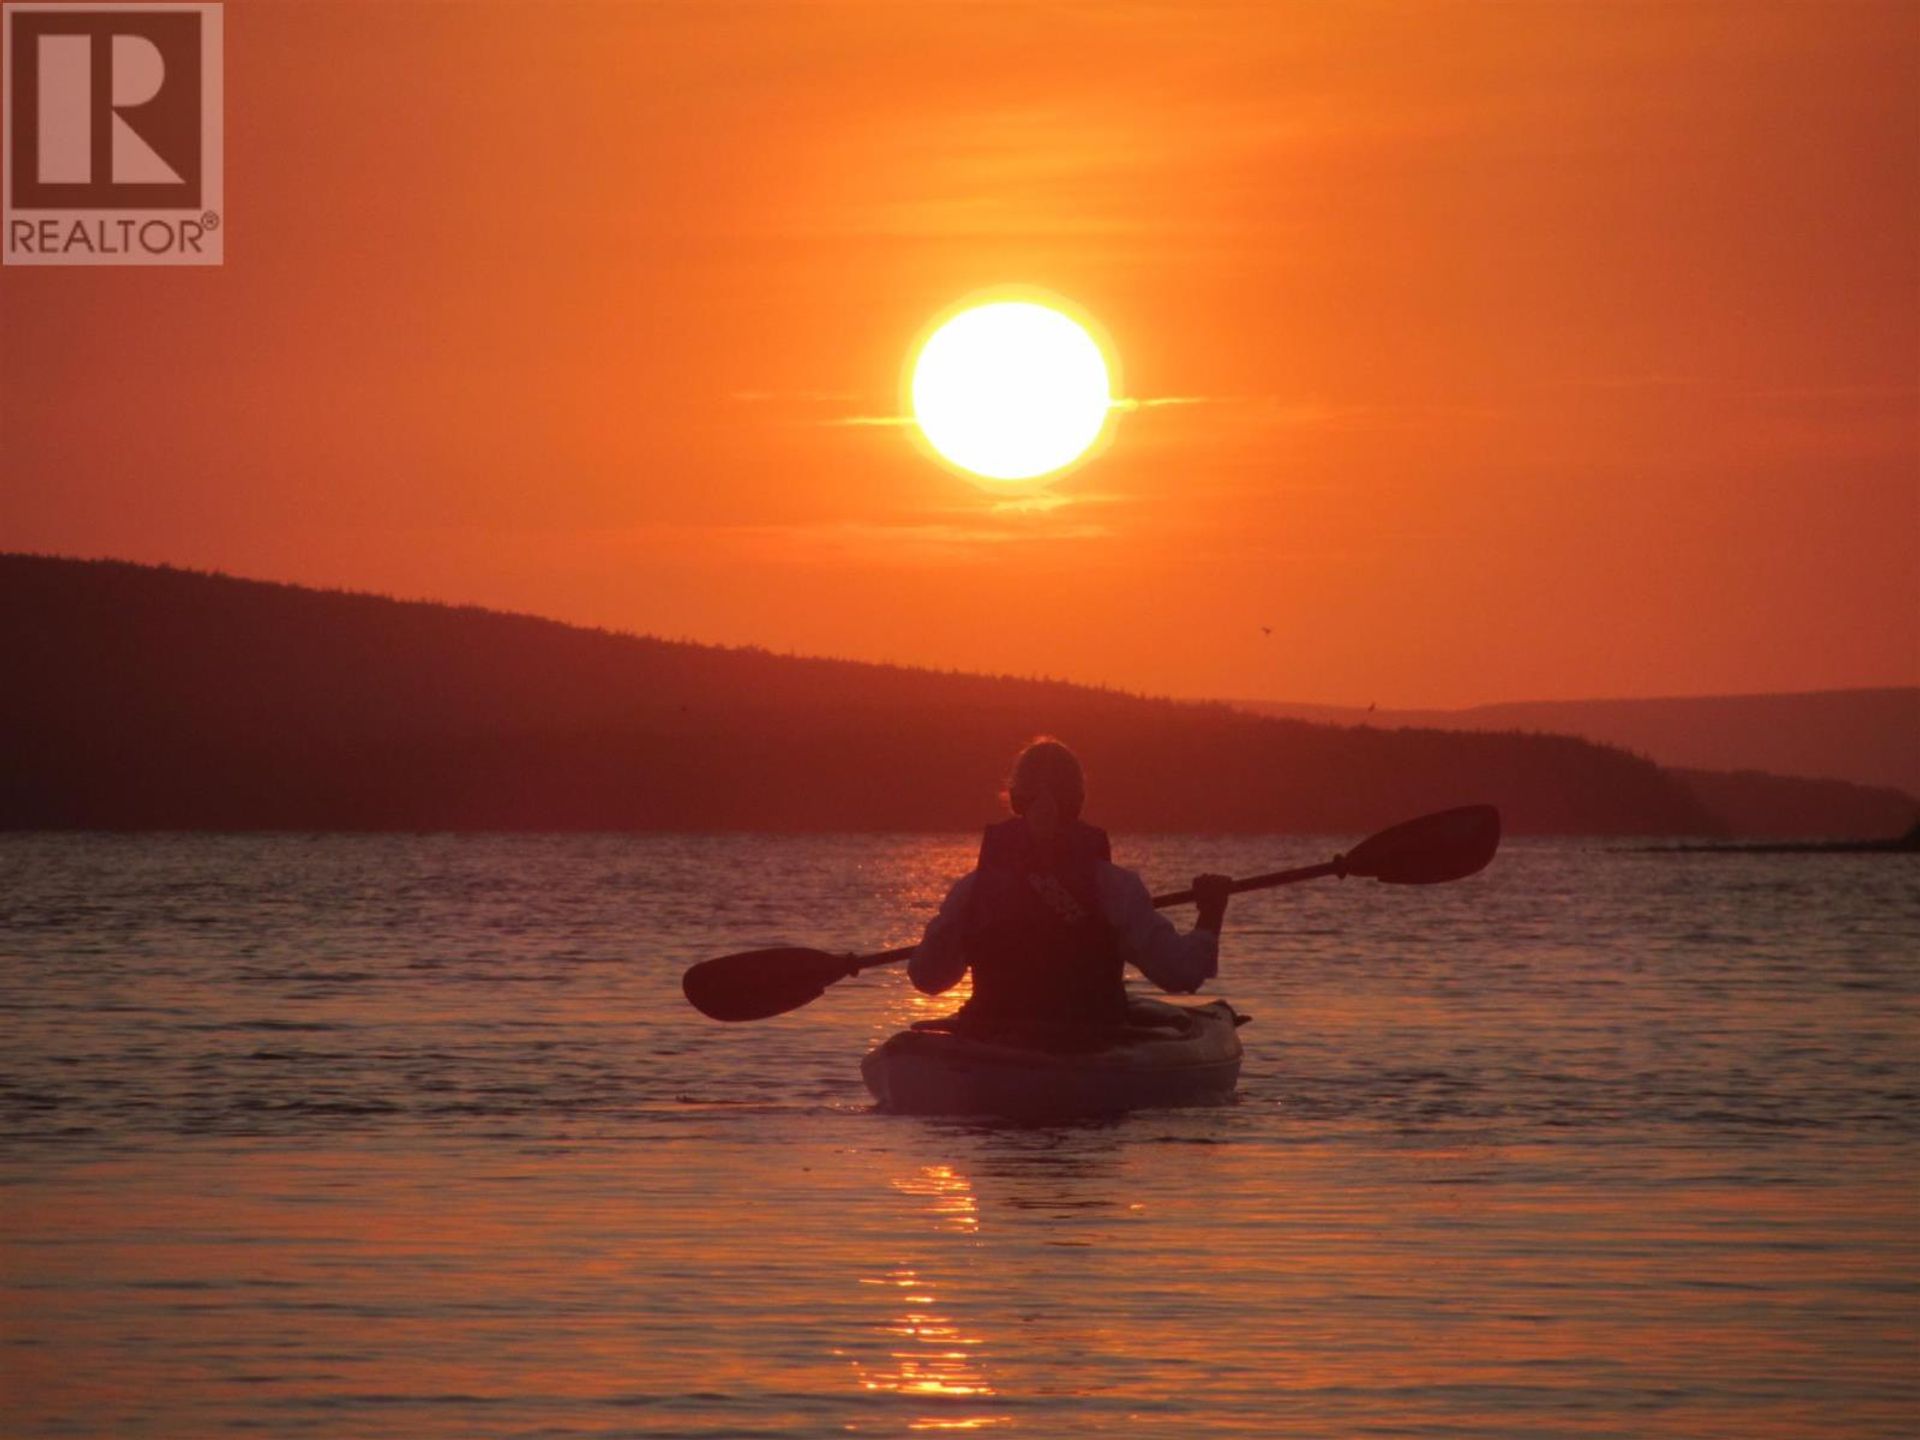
[1191,872,1232,935]
[1098,864,1230,994]
[907,872,976,995]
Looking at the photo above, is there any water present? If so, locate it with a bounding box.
[1,834,1916,1438]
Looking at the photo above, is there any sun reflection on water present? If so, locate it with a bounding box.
[891,1164,980,1235]
[844,1164,1010,1431]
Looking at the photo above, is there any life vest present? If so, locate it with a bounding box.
[960,816,1126,1025]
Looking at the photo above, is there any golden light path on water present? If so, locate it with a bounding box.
[848,1136,1008,1428]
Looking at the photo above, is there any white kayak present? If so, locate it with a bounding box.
[861,996,1245,1119]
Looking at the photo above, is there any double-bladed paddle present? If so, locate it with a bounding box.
[681,803,1500,1022]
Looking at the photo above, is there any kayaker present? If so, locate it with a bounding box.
[909,738,1232,1026]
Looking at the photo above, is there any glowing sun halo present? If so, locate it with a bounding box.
[909,300,1114,483]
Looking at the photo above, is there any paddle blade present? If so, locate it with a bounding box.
[1344,804,1501,885]
[682,947,857,1022]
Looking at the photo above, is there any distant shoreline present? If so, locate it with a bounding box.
[1642,825,1920,855]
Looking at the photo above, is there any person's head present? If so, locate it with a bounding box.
[1005,737,1085,840]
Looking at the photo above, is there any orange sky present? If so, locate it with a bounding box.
[2,1,1915,707]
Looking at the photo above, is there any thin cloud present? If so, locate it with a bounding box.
[730,388,860,404]
[726,516,1115,568]
[1539,373,1704,391]
[601,508,1119,571]
[1108,395,1218,412]
[826,394,1226,427]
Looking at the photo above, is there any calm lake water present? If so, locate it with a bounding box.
[1,834,1916,1438]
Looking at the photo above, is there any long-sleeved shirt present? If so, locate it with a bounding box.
[908,863,1219,998]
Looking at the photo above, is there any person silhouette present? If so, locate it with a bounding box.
[909,737,1232,1027]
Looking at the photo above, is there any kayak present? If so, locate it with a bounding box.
[861,996,1245,1119]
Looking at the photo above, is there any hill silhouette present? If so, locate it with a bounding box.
[0,553,1885,837]
[1672,768,1918,842]
[1234,689,1920,797]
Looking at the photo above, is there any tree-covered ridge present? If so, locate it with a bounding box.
[3,554,1898,836]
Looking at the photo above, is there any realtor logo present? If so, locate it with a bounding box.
[3,2,222,265]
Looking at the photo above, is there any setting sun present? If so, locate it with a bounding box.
[909,300,1115,483]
